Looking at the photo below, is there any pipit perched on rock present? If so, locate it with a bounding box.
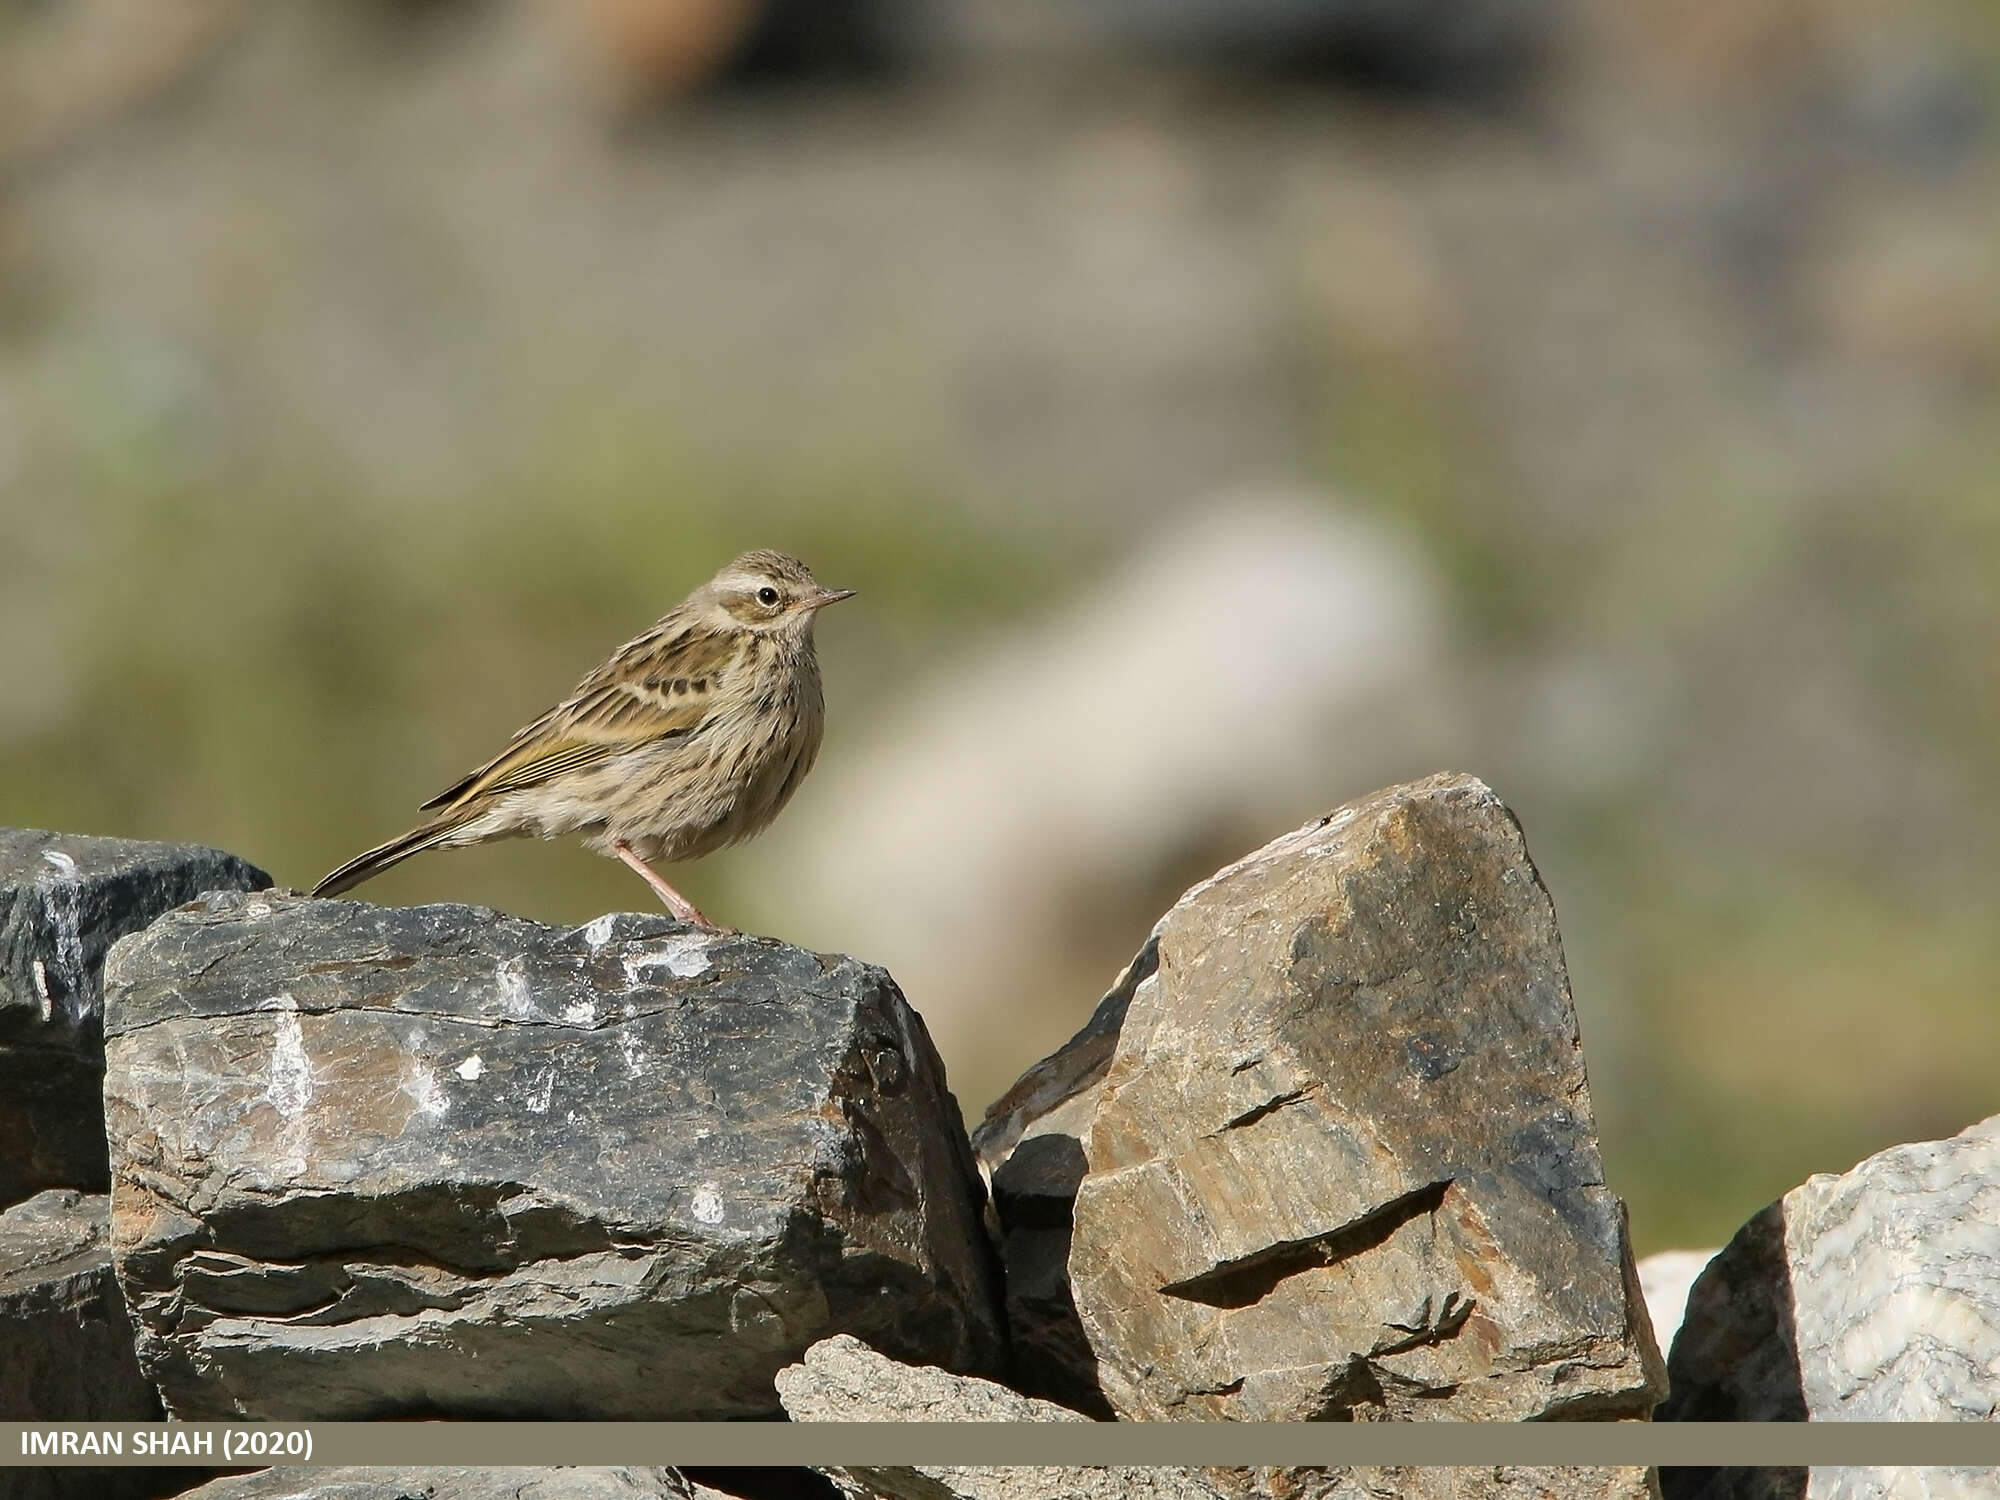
[312,549,853,927]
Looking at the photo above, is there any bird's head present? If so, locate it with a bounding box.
[702,550,855,636]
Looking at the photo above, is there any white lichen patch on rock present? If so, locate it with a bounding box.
[35,852,89,1020]
[618,1029,648,1078]
[525,1064,556,1115]
[261,999,314,1120]
[622,934,713,985]
[400,1059,450,1120]
[494,955,535,1019]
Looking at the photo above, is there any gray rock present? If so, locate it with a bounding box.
[1802,1475,1997,1500]
[0,829,269,1207]
[0,1472,214,1500]
[102,891,1002,1420]
[1661,1114,2000,1426]
[780,1338,1236,1500]
[0,1189,159,1421]
[1061,773,1664,1420]
[176,1472,719,1500]
[778,1332,1089,1422]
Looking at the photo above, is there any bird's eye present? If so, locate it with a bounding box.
[757,586,780,607]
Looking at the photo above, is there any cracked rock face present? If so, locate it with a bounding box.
[1660,1113,2000,1428]
[0,828,269,1206]
[101,891,1002,1420]
[1061,773,1664,1420]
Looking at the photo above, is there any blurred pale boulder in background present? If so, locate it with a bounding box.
[1635,1248,1717,1357]
[749,489,1461,1103]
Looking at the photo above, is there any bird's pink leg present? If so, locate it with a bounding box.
[613,840,715,928]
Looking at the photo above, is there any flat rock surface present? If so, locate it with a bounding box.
[1065,773,1663,1420]
[0,1188,159,1421]
[175,1471,719,1500]
[1662,1113,2000,1424]
[102,891,1002,1420]
[0,829,268,1205]
[777,1333,1087,1422]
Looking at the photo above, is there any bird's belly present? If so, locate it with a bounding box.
[584,718,819,864]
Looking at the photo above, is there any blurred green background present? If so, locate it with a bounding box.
[4,0,1999,1254]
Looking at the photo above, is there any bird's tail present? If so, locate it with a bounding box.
[311,818,466,898]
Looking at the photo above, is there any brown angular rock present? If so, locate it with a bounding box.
[101,891,1002,1420]
[1055,773,1663,1420]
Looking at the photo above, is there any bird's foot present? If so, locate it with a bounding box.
[613,841,720,929]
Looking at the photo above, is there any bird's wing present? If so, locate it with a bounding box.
[418,621,744,812]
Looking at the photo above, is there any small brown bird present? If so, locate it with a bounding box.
[312,549,853,927]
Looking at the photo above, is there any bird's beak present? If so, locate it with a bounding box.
[807,588,857,610]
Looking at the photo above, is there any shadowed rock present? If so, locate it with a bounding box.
[0,828,269,1207]
[1661,1114,2000,1435]
[0,1189,159,1421]
[969,936,1155,1417]
[989,773,1664,1421]
[174,1472,727,1500]
[102,890,1002,1420]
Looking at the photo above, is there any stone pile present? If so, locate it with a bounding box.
[4,776,1999,1500]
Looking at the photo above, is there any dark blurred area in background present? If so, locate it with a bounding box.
[3,0,1997,1253]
